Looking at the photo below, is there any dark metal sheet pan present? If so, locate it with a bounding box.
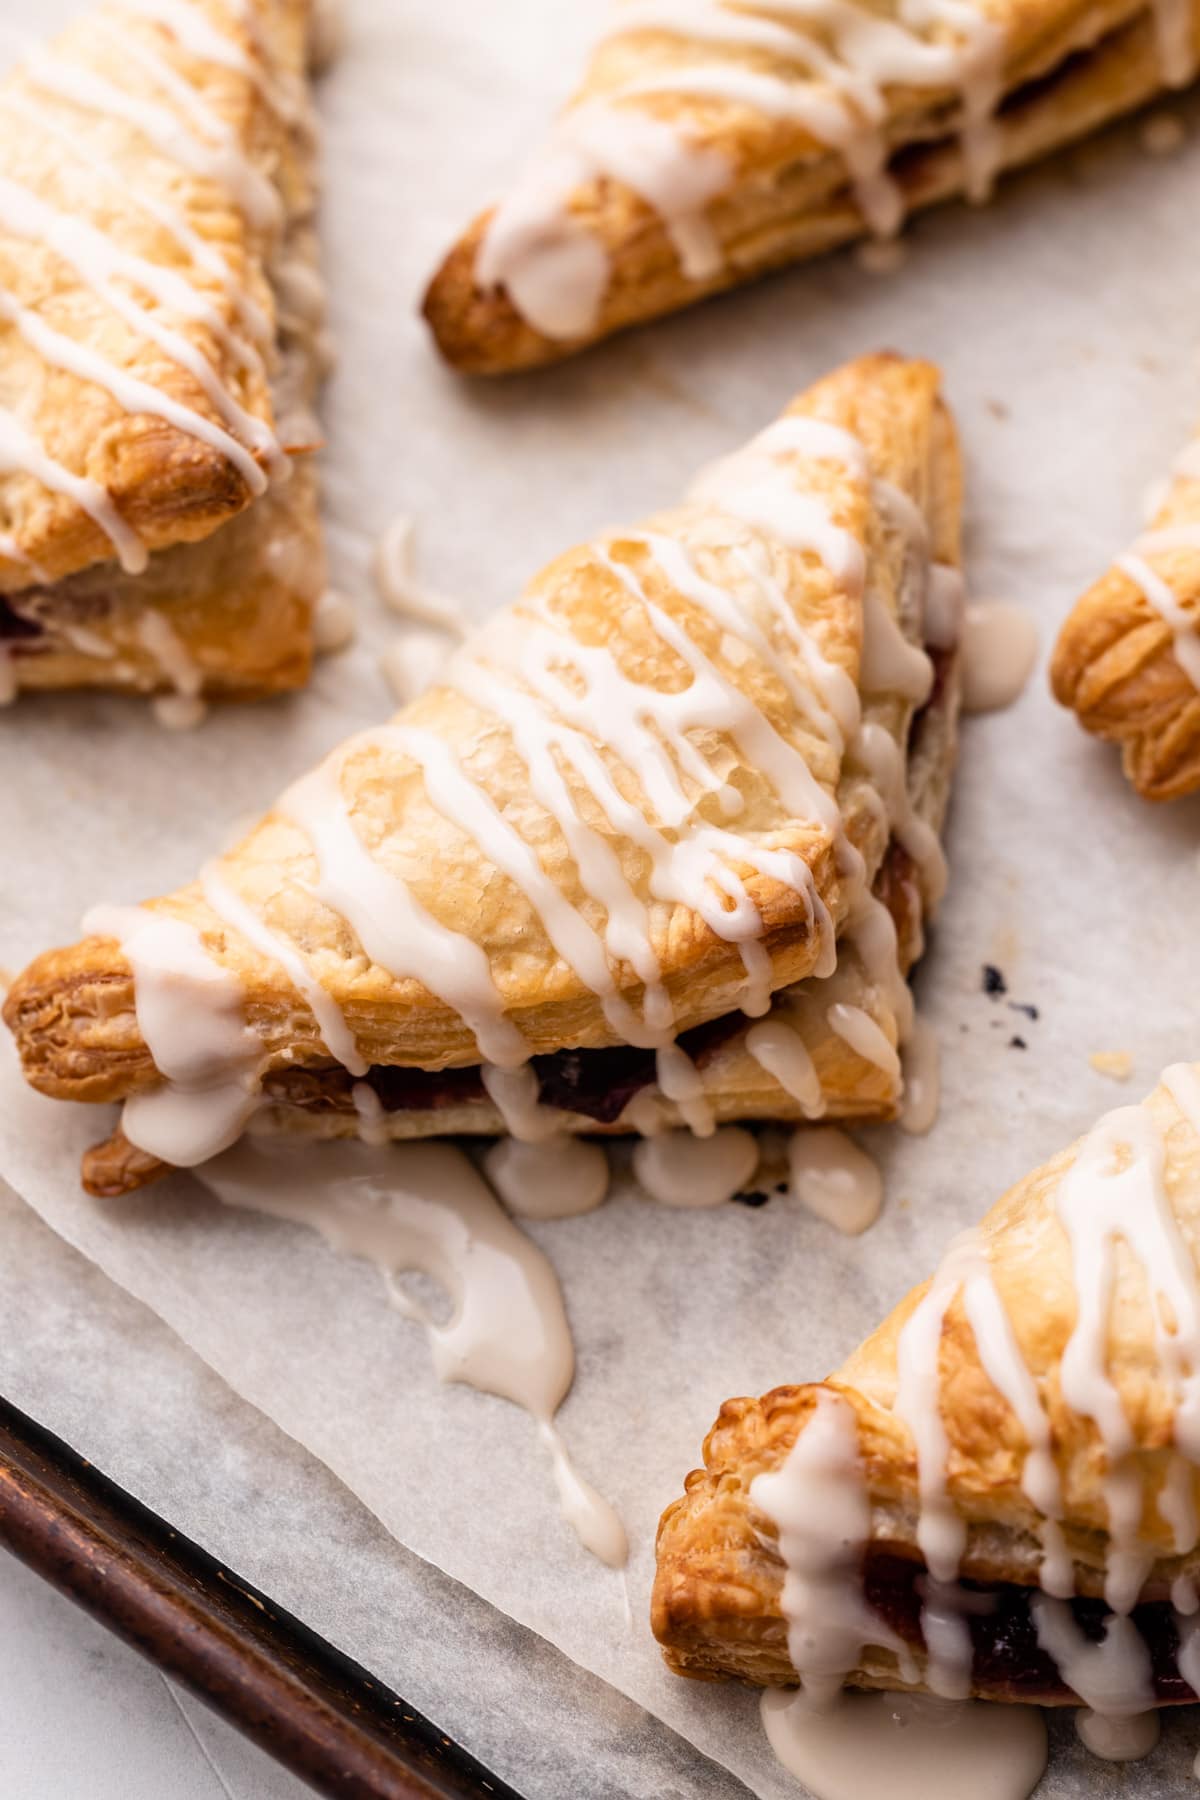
[0,1395,522,1800]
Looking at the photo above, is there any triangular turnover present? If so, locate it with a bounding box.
[4,352,964,1194]
[654,1063,1200,1711]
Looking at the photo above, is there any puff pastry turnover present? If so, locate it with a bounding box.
[4,352,963,1194]
[0,0,329,706]
[654,1062,1200,1713]
[1051,431,1200,800]
[424,0,1200,374]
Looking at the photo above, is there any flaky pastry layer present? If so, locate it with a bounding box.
[4,353,961,1189]
[1051,447,1200,800]
[0,0,327,698]
[425,0,1200,373]
[653,1067,1200,1700]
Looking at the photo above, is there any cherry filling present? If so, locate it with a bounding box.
[264,1008,745,1124]
[0,596,42,641]
[864,1551,1198,1705]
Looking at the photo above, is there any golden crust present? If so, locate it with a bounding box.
[423,0,1197,374]
[0,0,327,696]
[8,458,321,697]
[652,1068,1200,1693]
[5,353,961,1163]
[1051,453,1200,801]
[0,0,313,578]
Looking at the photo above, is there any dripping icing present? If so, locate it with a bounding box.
[477,0,1011,339]
[197,1138,626,1566]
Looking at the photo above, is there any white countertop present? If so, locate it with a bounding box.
[0,1552,311,1800]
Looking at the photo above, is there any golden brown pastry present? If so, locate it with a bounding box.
[1051,433,1200,800]
[4,352,963,1193]
[0,0,329,706]
[654,1061,1200,1712]
[424,0,1200,374]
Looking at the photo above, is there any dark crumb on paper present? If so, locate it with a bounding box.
[1008,1001,1039,1022]
[1009,1036,1028,1050]
[983,964,1007,997]
[734,1189,772,1208]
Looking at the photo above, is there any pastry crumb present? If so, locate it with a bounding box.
[1089,1050,1133,1083]
[1141,113,1185,157]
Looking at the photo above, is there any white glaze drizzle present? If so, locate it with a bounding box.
[476,103,729,338]
[746,1015,825,1116]
[483,1135,610,1219]
[1070,1107,1200,1423]
[960,601,1038,714]
[450,570,837,1017]
[1032,1598,1155,1714]
[380,631,452,707]
[788,1125,881,1234]
[153,692,207,730]
[477,0,1010,340]
[312,588,358,654]
[351,1079,389,1147]
[0,283,266,495]
[754,1067,1200,1784]
[0,171,281,480]
[899,1012,939,1135]
[0,0,300,572]
[200,860,366,1076]
[198,1138,627,1567]
[379,720,671,1050]
[752,1289,1046,1793]
[1075,1708,1161,1761]
[752,1390,904,1704]
[1120,525,1200,690]
[137,607,203,697]
[854,720,948,908]
[761,1687,1047,1800]
[632,1124,757,1205]
[480,1062,562,1143]
[826,1000,900,1078]
[654,1039,718,1135]
[0,87,273,350]
[279,745,530,1070]
[84,903,261,1165]
[373,515,469,636]
[118,0,306,128]
[892,1231,977,1692]
[24,24,280,230]
[0,405,144,571]
[92,410,944,1227]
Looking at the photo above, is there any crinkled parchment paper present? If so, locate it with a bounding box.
[4,1,1200,1793]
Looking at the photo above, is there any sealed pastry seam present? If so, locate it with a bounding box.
[0,0,330,702]
[423,0,1200,373]
[4,351,964,1192]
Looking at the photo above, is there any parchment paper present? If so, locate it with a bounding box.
[4,1,1200,1792]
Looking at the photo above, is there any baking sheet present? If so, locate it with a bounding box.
[4,0,1200,1793]
[0,1179,745,1800]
